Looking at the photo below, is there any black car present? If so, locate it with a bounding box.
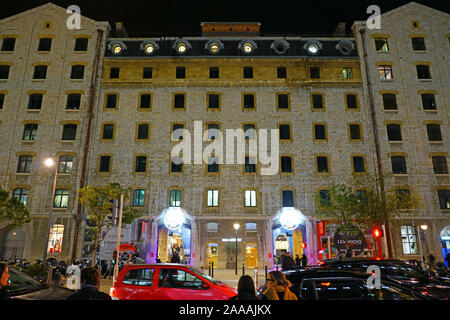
[319,257,450,300]
[257,269,433,300]
[6,266,74,300]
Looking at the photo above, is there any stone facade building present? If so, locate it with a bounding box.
[0,2,448,269]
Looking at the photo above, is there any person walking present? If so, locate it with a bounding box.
[283,252,296,270]
[66,260,81,290]
[301,254,308,268]
[229,275,258,300]
[262,271,297,300]
[170,251,180,263]
[66,267,112,300]
[295,255,301,266]
[0,262,10,300]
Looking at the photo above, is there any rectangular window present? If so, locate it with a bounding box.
[421,93,436,110]
[426,124,442,141]
[314,124,326,141]
[133,189,145,207]
[281,156,292,173]
[386,124,402,141]
[13,188,28,205]
[140,94,151,109]
[23,123,38,141]
[346,94,358,109]
[243,94,255,109]
[33,65,47,79]
[277,66,287,79]
[244,124,255,140]
[173,93,185,109]
[382,93,397,110]
[209,66,219,79]
[66,93,81,110]
[309,66,320,79]
[47,224,64,254]
[432,156,448,174]
[172,124,184,140]
[105,94,117,109]
[378,65,393,80]
[353,156,365,173]
[312,94,324,109]
[176,66,185,79]
[0,65,10,79]
[401,226,418,255]
[58,155,73,174]
[17,155,32,173]
[375,37,389,52]
[282,190,294,207]
[438,190,450,209]
[137,124,149,140]
[416,65,431,79]
[343,68,353,79]
[207,156,219,173]
[245,156,256,173]
[99,156,111,172]
[123,268,154,286]
[74,37,88,51]
[70,65,85,79]
[143,67,153,79]
[109,67,120,79]
[319,190,330,205]
[391,156,407,174]
[28,93,43,109]
[38,38,52,51]
[1,38,16,51]
[54,190,69,208]
[208,94,220,109]
[411,37,426,51]
[279,124,291,140]
[277,94,289,109]
[102,124,114,140]
[317,156,329,173]
[243,66,253,79]
[207,190,219,207]
[245,190,256,207]
[135,156,147,172]
[62,124,77,140]
[349,124,362,140]
[171,156,183,173]
[170,190,181,207]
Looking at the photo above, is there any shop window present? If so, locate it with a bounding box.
[169,190,181,207]
[282,190,294,207]
[54,189,69,208]
[47,224,64,253]
[432,156,448,174]
[401,226,418,255]
[66,93,81,110]
[245,190,257,207]
[133,189,145,207]
[58,155,73,174]
[386,124,402,141]
[17,155,32,173]
[207,190,219,207]
[13,188,28,205]
[22,123,38,141]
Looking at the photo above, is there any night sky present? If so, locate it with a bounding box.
[0,0,448,36]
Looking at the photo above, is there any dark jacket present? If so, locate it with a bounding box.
[65,285,112,300]
[0,287,8,300]
[229,291,258,300]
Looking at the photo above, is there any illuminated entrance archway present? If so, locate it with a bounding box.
[271,207,307,265]
[155,207,194,264]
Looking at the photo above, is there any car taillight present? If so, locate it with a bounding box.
[109,287,116,297]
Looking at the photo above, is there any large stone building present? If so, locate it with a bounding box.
[0,2,448,269]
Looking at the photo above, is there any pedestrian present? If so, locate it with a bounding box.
[0,262,10,300]
[229,275,258,300]
[283,252,296,270]
[65,267,112,300]
[345,248,353,258]
[295,254,301,266]
[301,254,308,268]
[170,251,180,263]
[100,260,108,278]
[66,260,81,290]
[261,271,297,300]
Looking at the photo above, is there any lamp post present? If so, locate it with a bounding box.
[420,224,430,270]
[43,157,58,263]
[233,223,240,275]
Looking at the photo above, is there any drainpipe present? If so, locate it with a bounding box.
[359,28,392,258]
[71,29,104,263]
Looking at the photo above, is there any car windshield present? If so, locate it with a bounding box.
[7,267,43,295]
[389,262,428,281]
[190,267,220,285]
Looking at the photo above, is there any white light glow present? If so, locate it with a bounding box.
[420,224,428,231]
[278,207,305,231]
[233,223,240,231]
[145,44,154,54]
[163,207,185,231]
[44,158,55,167]
[177,44,186,53]
[308,44,318,54]
[210,43,219,53]
[112,44,122,54]
[243,44,253,53]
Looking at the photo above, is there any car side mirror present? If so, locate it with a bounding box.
[202,283,210,290]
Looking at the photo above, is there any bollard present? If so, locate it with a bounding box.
[211,261,214,278]
[208,263,211,276]
[242,263,245,276]
[265,265,268,280]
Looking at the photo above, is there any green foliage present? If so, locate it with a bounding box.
[0,187,31,232]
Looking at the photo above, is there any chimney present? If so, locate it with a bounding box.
[115,22,128,37]
[333,22,346,36]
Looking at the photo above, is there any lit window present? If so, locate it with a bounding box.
[282,190,294,207]
[133,189,145,207]
[245,190,257,207]
[343,68,353,79]
[58,156,73,174]
[47,224,64,253]
[378,65,393,80]
[170,190,181,207]
[17,155,32,173]
[22,123,38,141]
[54,189,69,208]
[401,226,418,255]
[374,38,389,52]
[207,190,219,207]
[13,188,28,205]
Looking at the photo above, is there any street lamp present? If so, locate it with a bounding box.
[420,224,430,270]
[43,157,58,263]
[233,223,240,275]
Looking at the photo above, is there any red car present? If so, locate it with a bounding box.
[109,263,237,300]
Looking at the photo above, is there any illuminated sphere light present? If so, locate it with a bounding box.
[279,207,304,231]
[210,43,219,53]
[177,43,187,53]
[243,43,253,53]
[307,43,319,54]
[163,207,185,231]
[144,43,154,54]
[112,44,122,54]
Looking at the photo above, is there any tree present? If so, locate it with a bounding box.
[78,183,141,267]
[0,187,31,233]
